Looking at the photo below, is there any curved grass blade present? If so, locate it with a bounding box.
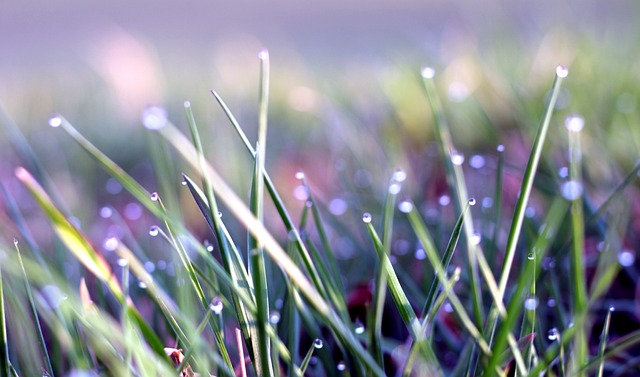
[596,307,614,377]
[16,167,123,302]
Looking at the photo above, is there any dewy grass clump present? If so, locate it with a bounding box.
[1,50,640,377]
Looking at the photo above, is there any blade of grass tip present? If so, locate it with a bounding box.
[0,259,9,377]
[236,328,248,377]
[156,123,386,377]
[565,115,588,375]
[421,67,484,328]
[300,339,323,375]
[15,167,124,302]
[596,307,614,377]
[14,240,55,377]
[483,66,568,362]
[488,144,505,264]
[367,171,402,370]
[210,90,330,304]
[244,48,275,377]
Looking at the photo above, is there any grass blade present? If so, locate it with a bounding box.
[596,307,614,377]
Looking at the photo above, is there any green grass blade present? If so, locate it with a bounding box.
[565,116,588,375]
[0,258,9,377]
[155,124,386,377]
[596,307,614,377]
[497,65,568,297]
[16,167,124,302]
[14,241,55,377]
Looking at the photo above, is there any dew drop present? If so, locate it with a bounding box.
[388,182,402,195]
[48,115,62,128]
[149,226,160,237]
[150,192,159,201]
[468,197,476,206]
[618,249,635,267]
[392,168,407,182]
[138,281,148,289]
[525,207,536,218]
[269,311,281,324]
[206,244,214,252]
[183,100,191,109]
[354,320,365,334]
[210,297,224,314]
[398,200,414,213]
[293,185,308,201]
[144,261,156,273]
[295,170,305,180]
[313,339,323,349]
[157,260,167,270]
[524,297,539,311]
[217,211,223,218]
[329,198,348,216]
[141,106,168,130]
[558,166,569,178]
[117,258,128,267]
[439,195,451,206]
[421,66,435,79]
[565,115,585,132]
[337,361,346,371]
[556,65,569,78]
[548,328,559,341]
[527,251,535,260]
[105,178,123,194]
[561,181,583,201]
[362,213,372,224]
[13,238,18,246]
[451,151,465,166]
[469,155,486,169]
[181,179,188,186]
[258,49,269,60]
[470,232,481,245]
[609,306,616,312]
[103,237,119,251]
[496,144,505,153]
[99,206,113,218]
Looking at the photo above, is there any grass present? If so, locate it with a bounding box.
[1,42,640,377]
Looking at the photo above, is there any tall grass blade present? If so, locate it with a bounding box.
[0,258,9,377]
[596,307,614,377]
[14,241,55,377]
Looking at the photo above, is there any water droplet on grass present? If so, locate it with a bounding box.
[392,168,407,182]
[183,100,191,108]
[138,281,148,289]
[524,297,538,311]
[398,200,413,213]
[99,206,113,218]
[421,66,435,79]
[451,151,465,166]
[439,195,451,206]
[469,155,485,169]
[561,181,583,200]
[547,298,556,307]
[313,339,323,349]
[269,311,281,324]
[142,106,168,130]
[527,251,535,260]
[388,182,401,195]
[295,170,305,180]
[48,115,62,128]
[470,232,481,245]
[103,237,119,251]
[618,249,635,267]
[337,361,346,371]
[210,297,224,314]
[482,197,493,208]
[181,179,188,186]
[556,65,569,78]
[150,192,159,201]
[496,144,505,153]
[548,328,559,341]
[258,49,269,60]
[609,306,616,312]
[565,115,584,132]
[329,198,347,216]
[117,258,128,267]
[354,320,365,334]
[362,213,372,224]
[468,197,476,206]
[149,226,160,237]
